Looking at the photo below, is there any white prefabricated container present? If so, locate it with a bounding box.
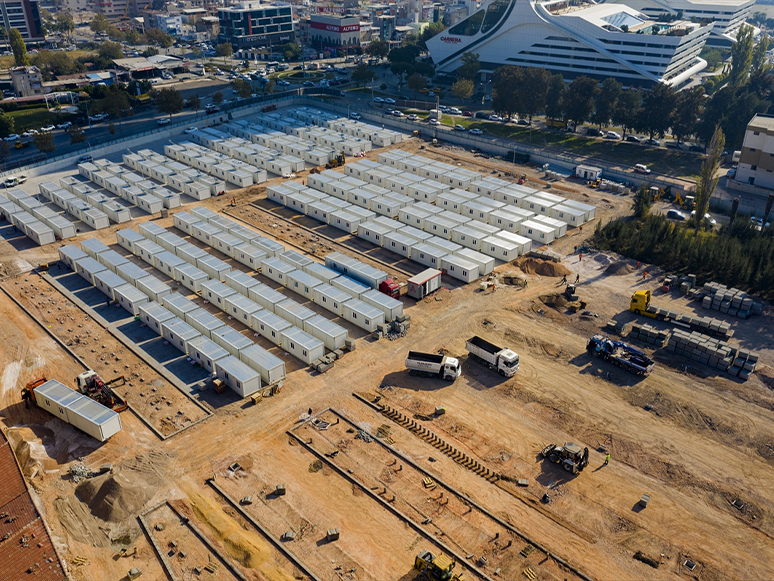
[113,283,150,316]
[361,288,403,321]
[285,192,317,215]
[177,243,208,267]
[383,232,416,258]
[398,206,431,230]
[136,276,173,303]
[251,310,292,346]
[215,356,261,397]
[75,256,107,285]
[330,275,371,300]
[531,215,568,238]
[239,344,285,385]
[306,200,337,224]
[558,199,596,222]
[532,190,567,206]
[345,262,388,290]
[154,251,186,278]
[398,225,432,243]
[303,315,348,351]
[252,237,285,258]
[59,245,87,269]
[212,327,253,357]
[286,269,322,300]
[174,263,209,293]
[161,318,202,354]
[549,204,586,227]
[329,210,362,235]
[25,220,56,246]
[192,222,222,247]
[114,262,149,286]
[342,299,384,332]
[280,327,325,364]
[495,186,533,206]
[451,225,487,251]
[213,232,242,257]
[139,222,167,244]
[229,243,265,271]
[248,284,286,313]
[436,192,467,213]
[33,379,121,442]
[224,294,263,326]
[275,299,316,328]
[172,212,200,235]
[161,292,198,321]
[312,283,351,316]
[187,335,230,374]
[225,270,261,297]
[519,220,556,244]
[424,216,457,240]
[185,307,227,339]
[519,195,555,216]
[139,301,175,335]
[280,250,314,271]
[454,248,495,275]
[198,255,231,282]
[462,201,497,223]
[488,210,524,233]
[440,255,479,283]
[480,235,520,262]
[93,270,127,300]
[156,231,186,254]
[348,188,377,209]
[302,262,341,285]
[410,242,448,269]
[370,196,402,218]
[261,256,295,285]
[201,279,237,308]
[372,216,399,231]
[134,239,165,265]
[81,238,110,259]
[438,210,470,225]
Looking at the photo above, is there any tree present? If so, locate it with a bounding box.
[413,61,435,78]
[99,41,124,60]
[752,33,770,75]
[216,42,233,64]
[391,62,413,87]
[456,52,480,81]
[408,73,427,96]
[352,63,376,87]
[612,88,641,137]
[281,42,300,61]
[492,66,519,119]
[33,131,55,155]
[89,14,109,34]
[418,21,446,50]
[451,78,474,101]
[545,73,566,121]
[9,28,28,67]
[31,51,84,80]
[671,87,704,143]
[638,83,676,140]
[730,23,754,87]
[56,14,75,41]
[231,78,252,98]
[264,79,275,94]
[592,77,622,129]
[109,121,116,135]
[388,45,421,64]
[189,94,201,110]
[154,88,184,116]
[145,28,173,48]
[68,125,87,144]
[0,113,13,138]
[516,67,550,123]
[142,47,159,58]
[101,86,131,124]
[632,184,652,219]
[693,126,725,232]
[126,29,141,45]
[0,140,10,165]
[366,38,389,60]
[564,76,598,129]
[212,91,224,105]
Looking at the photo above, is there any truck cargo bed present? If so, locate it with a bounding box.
[407,351,445,364]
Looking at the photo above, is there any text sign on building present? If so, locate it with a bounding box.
[310,21,360,33]
[440,36,462,44]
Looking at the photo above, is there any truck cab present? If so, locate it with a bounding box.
[497,349,520,376]
[443,357,461,380]
[629,290,654,317]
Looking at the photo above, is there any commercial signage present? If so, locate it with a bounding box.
[440,36,462,44]
[310,21,360,33]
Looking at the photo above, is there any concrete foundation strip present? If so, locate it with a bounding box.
[206,478,321,581]
[288,412,496,581]
[137,502,179,581]
[350,395,595,581]
[42,272,213,439]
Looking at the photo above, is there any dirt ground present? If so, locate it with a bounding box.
[0,132,773,581]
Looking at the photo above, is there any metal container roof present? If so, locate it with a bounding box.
[282,326,324,349]
[213,327,253,350]
[217,355,260,382]
[140,301,174,322]
[81,238,110,255]
[188,335,229,361]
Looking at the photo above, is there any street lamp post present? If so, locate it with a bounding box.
[481,79,492,106]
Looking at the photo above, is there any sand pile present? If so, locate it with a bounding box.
[76,471,153,523]
[539,294,568,309]
[515,258,572,277]
[605,261,637,276]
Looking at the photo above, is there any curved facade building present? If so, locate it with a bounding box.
[427,0,713,87]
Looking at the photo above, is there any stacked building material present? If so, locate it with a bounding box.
[667,328,758,380]
[628,323,670,348]
[527,248,562,262]
[701,282,762,319]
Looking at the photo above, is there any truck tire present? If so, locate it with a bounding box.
[549,453,559,464]
[498,369,505,377]
[445,375,454,382]
[410,369,418,376]
[563,463,572,472]
[420,371,428,378]
[634,309,641,315]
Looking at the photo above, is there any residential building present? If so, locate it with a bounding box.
[11,65,44,97]
[196,15,220,39]
[374,14,395,41]
[427,0,712,87]
[0,0,44,43]
[181,7,206,24]
[144,11,183,35]
[91,0,138,20]
[310,14,360,53]
[735,114,774,191]
[218,2,294,50]
[613,0,754,48]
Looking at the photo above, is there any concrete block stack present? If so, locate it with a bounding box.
[679,274,697,294]
[628,323,670,348]
[666,329,758,380]
[527,249,562,263]
[701,282,762,319]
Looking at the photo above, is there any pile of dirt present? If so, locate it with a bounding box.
[515,258,571,277]
[605,261,637,276]
[539,294,568,309]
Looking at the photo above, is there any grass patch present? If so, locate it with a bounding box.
[6,108,78,132]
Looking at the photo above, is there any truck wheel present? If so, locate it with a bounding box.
[635,309,641,315]
[420,371,428,378]
[563,463,572,472]
[657,315,664,321]
[549,453,559,463]
[498,369,505,376]
[409,370,418,376]
[445,376,454,382]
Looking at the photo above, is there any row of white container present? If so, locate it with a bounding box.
[288,107,404,147]
[3,188,78,239]
[81,157,184,209]
[118,150,226,201]
[30,182,111,231]
[0,195,57,245]
[54,176,131,224]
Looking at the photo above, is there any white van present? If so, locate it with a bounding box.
[634,164,651,174]
[605,131,621,140]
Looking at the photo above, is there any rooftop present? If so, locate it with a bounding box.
[747,114,774,133]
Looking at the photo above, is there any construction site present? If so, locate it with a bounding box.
[0,103,773,581]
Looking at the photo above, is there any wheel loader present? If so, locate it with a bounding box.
[540,442,589,474]
[414,550,465,581]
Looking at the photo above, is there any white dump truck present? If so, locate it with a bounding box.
[465,336,519,377]
[405,351,461,381]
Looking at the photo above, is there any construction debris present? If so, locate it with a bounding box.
[355,430,374,443]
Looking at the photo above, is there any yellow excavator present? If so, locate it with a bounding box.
[674,192,694,210]
[414,550,465,581]
[326,153,346,169]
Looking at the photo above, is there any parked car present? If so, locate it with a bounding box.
[488,114,503,121]
[667,209,687,221]
[76,154,93,164]
[429,118,440,126]
[666,141,684,150]
[751,217,771,229]
[373,97,384,103]
[350,112,362,120]
[21,131,35,138]
[41,125,55,132]
[157,118,171,125]
[605,131,621,139]
[205,104,219,113]
[57,121,72,130]
[469,128,483,135]
[644,138,661,146]
[454,124,465,131]
[463,110,472,117]
[586,127,601,137]
[688,144,705,153]
[407,114,419,121]
[727,168,736,178]
[303,81,314,87]
[634,163,651,174]
[3,133,19,142]
[518,119,530,125]
[393,110,404,117]
[625,135,642,143]
[385,108,394,115]
[690,210,717,225]
[384,97,396,105]
[3,175,27,187]
[184,126,198,134]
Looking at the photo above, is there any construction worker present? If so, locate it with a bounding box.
[604,453,610,466]
[560,274,567,285]
[579,253,583,262]
[575,274,580,284]
[643,270,648,280]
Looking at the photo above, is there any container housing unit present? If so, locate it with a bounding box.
[239,344,286,385]
[280,327,325,364]
[161,318,202,354]
[342,299,385,332]
[113,284,150,316]
[312,283,352,317]
[186,336,230,374]
[215,356,262,397]
[212,327,253,357]
[303,315,348,351]
[58,245,87,269]
[185,307,227,340]
[139,301,175,335]
[251,310,292,346]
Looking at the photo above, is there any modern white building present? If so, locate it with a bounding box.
[427,0,713,87]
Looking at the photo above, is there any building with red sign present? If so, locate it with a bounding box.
[309,14,360,53]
